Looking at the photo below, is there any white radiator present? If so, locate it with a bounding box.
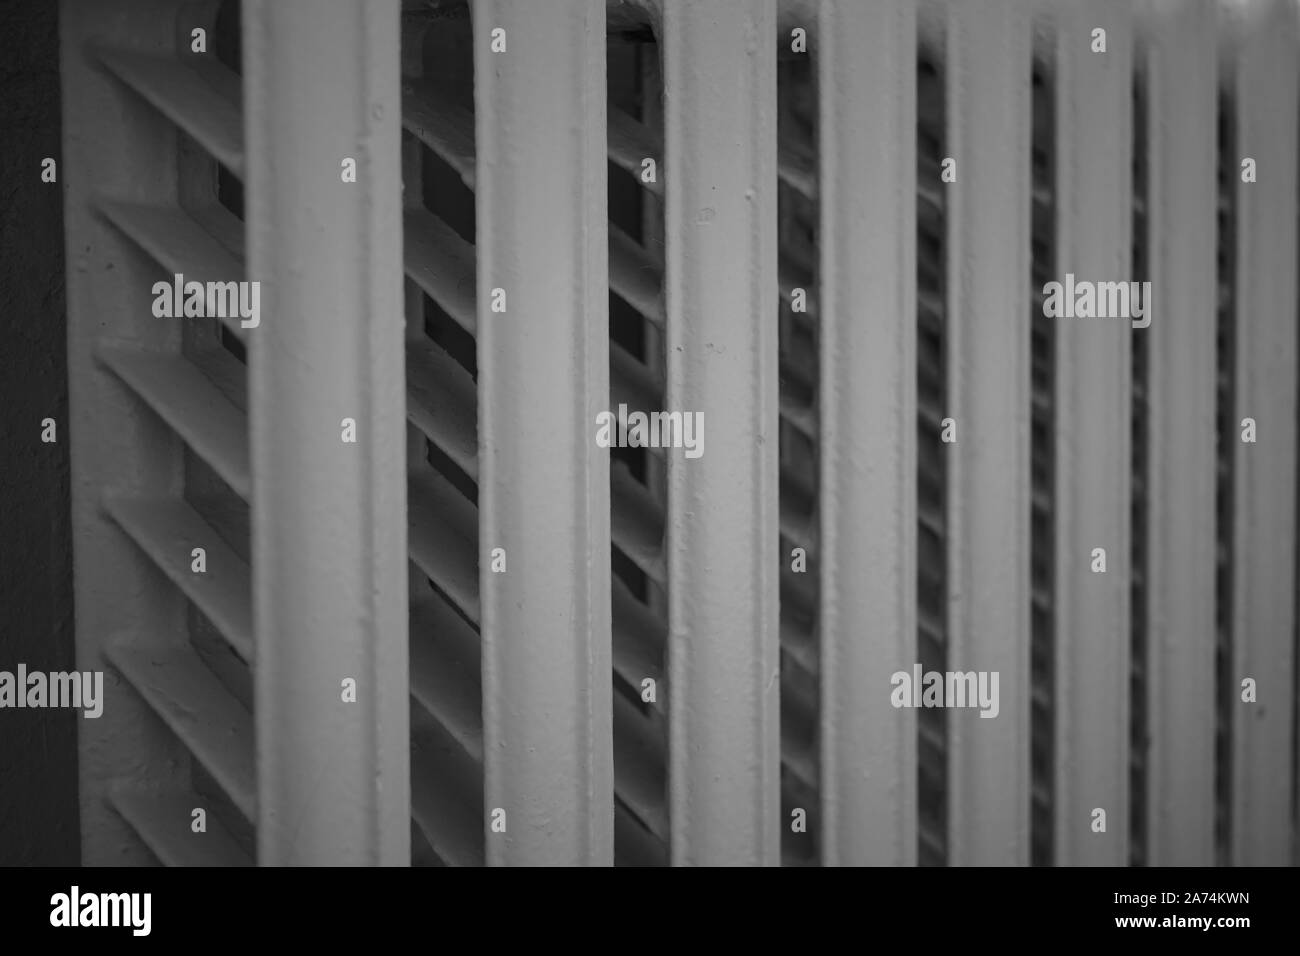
[60,0,1298,867]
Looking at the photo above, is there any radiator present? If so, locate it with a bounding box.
[59,0,1298,866]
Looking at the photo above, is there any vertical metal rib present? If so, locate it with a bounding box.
[61,0,201,866]
[1137,0,1218,866]
[942,0,1032,866]
[660,0,781,866]
[243,0,410,866]
[1225,0,1297,866]
[473,0,614,866]
[1044,0,1132,866]
[816,0,918,866]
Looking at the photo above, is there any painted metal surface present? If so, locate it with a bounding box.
[103,496,254,662]
[97,347,252,499]
[815,0,918,867]
[1137,0,1219,867]
[61,0,220,866]
[1225,0,1297,867]
[111,790,251,866]
[472,0,614,866]
[659,0,781,867]
[1043,0,1133,866]
[96,48,245,178]
[55,0,1300,871]
[942,0,1032,867]
[243,0,410,866]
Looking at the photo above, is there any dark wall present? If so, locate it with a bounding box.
[0,0,79,866]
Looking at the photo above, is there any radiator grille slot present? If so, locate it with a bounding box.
[1128,66,1150,868]
[915,48,948,868]
[187,14,251,865]
[776,37,819,868]
[402,3,484,867]
[604,26,668,865]
[1029,55,1055,870]
[1214,87,1237,868]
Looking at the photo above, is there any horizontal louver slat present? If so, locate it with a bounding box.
[405,336,479,481]
[409,589,483,764]
[403,208,477,335]
[96,201,248,343]
[402,77,477,189]
[104,495,253,662]
[109,789,252,867]
[97,49,245,177]
[97,347,251,500]
[106,641,256,823]
[407,467,480,624]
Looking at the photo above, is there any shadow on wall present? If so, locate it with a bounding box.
[0,0,79,866]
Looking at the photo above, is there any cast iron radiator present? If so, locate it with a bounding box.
[59,0,1298,866]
